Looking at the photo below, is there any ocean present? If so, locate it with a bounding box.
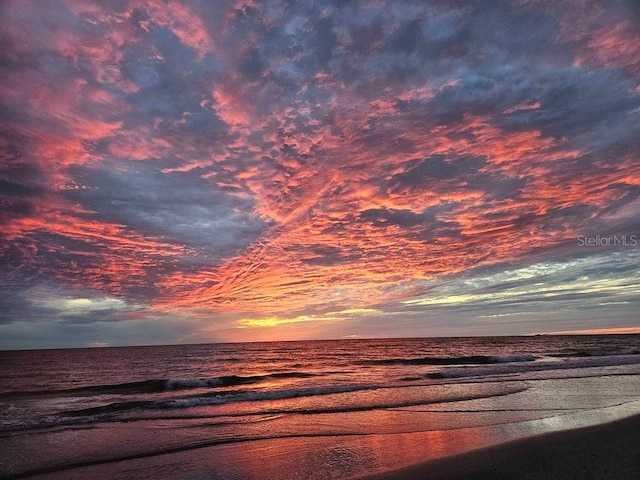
[2,335,640,479]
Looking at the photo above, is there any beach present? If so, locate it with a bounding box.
[17,394,640,480]
[1,336,639,479]
[360,413,640,480]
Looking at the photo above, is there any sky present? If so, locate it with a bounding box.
[1,0,639,349]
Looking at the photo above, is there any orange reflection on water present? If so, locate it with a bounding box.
[210,408,497,480]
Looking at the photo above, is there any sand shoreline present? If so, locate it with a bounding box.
[356,413,640,480]
[12,376,640,479]
[16,411,640,479]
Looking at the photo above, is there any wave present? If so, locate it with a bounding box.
[4,382,527,480]
[164,372,317,390]
[1,372,319,399]
[59,381,531,421]
[361,354,536,366]
[552,348,640,358]
[60,384,376,417]
[426,354,640,379]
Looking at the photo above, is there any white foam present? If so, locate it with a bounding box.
[488,355,536,363]
[164,384,372,409]
[164,378,224,390]
[430,354,640,380]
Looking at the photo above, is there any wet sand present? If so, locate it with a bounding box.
[27,410,640,480]
[358,413,640,480]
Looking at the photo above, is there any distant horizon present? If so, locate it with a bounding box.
[1,0,638,350]
[2,327,639,352]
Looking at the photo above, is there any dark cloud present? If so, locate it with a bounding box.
[359,208,436,229]
[391,154,485,184]
[300,245,350,266]
[65,161,266,257]
[499,69,640,142]
[0,178,43,223]
[121,35,227,144]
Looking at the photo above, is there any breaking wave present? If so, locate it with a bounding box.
[361,354,536,366]
[0,372,319,398]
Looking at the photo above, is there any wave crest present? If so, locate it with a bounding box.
[361,354,536,366]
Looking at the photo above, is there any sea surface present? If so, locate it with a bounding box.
[1,335,640,479]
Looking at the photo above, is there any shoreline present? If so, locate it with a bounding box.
[356,413,640,480]
[25,407,640,480]
[5,353,639,480]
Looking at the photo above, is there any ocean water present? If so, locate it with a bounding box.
[1,335,640,479]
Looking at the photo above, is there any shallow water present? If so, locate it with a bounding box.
[1,335,640,479]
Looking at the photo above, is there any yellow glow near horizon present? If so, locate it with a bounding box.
[543,327,640,335]
[333,308,378,316]
[238,315,319,328]
[237,308,381,328]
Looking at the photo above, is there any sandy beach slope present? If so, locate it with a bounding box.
[357,413,640,480]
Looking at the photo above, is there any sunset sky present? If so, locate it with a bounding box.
[1,0,639,349]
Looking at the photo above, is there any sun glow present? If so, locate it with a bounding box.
[237,308,380,328]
